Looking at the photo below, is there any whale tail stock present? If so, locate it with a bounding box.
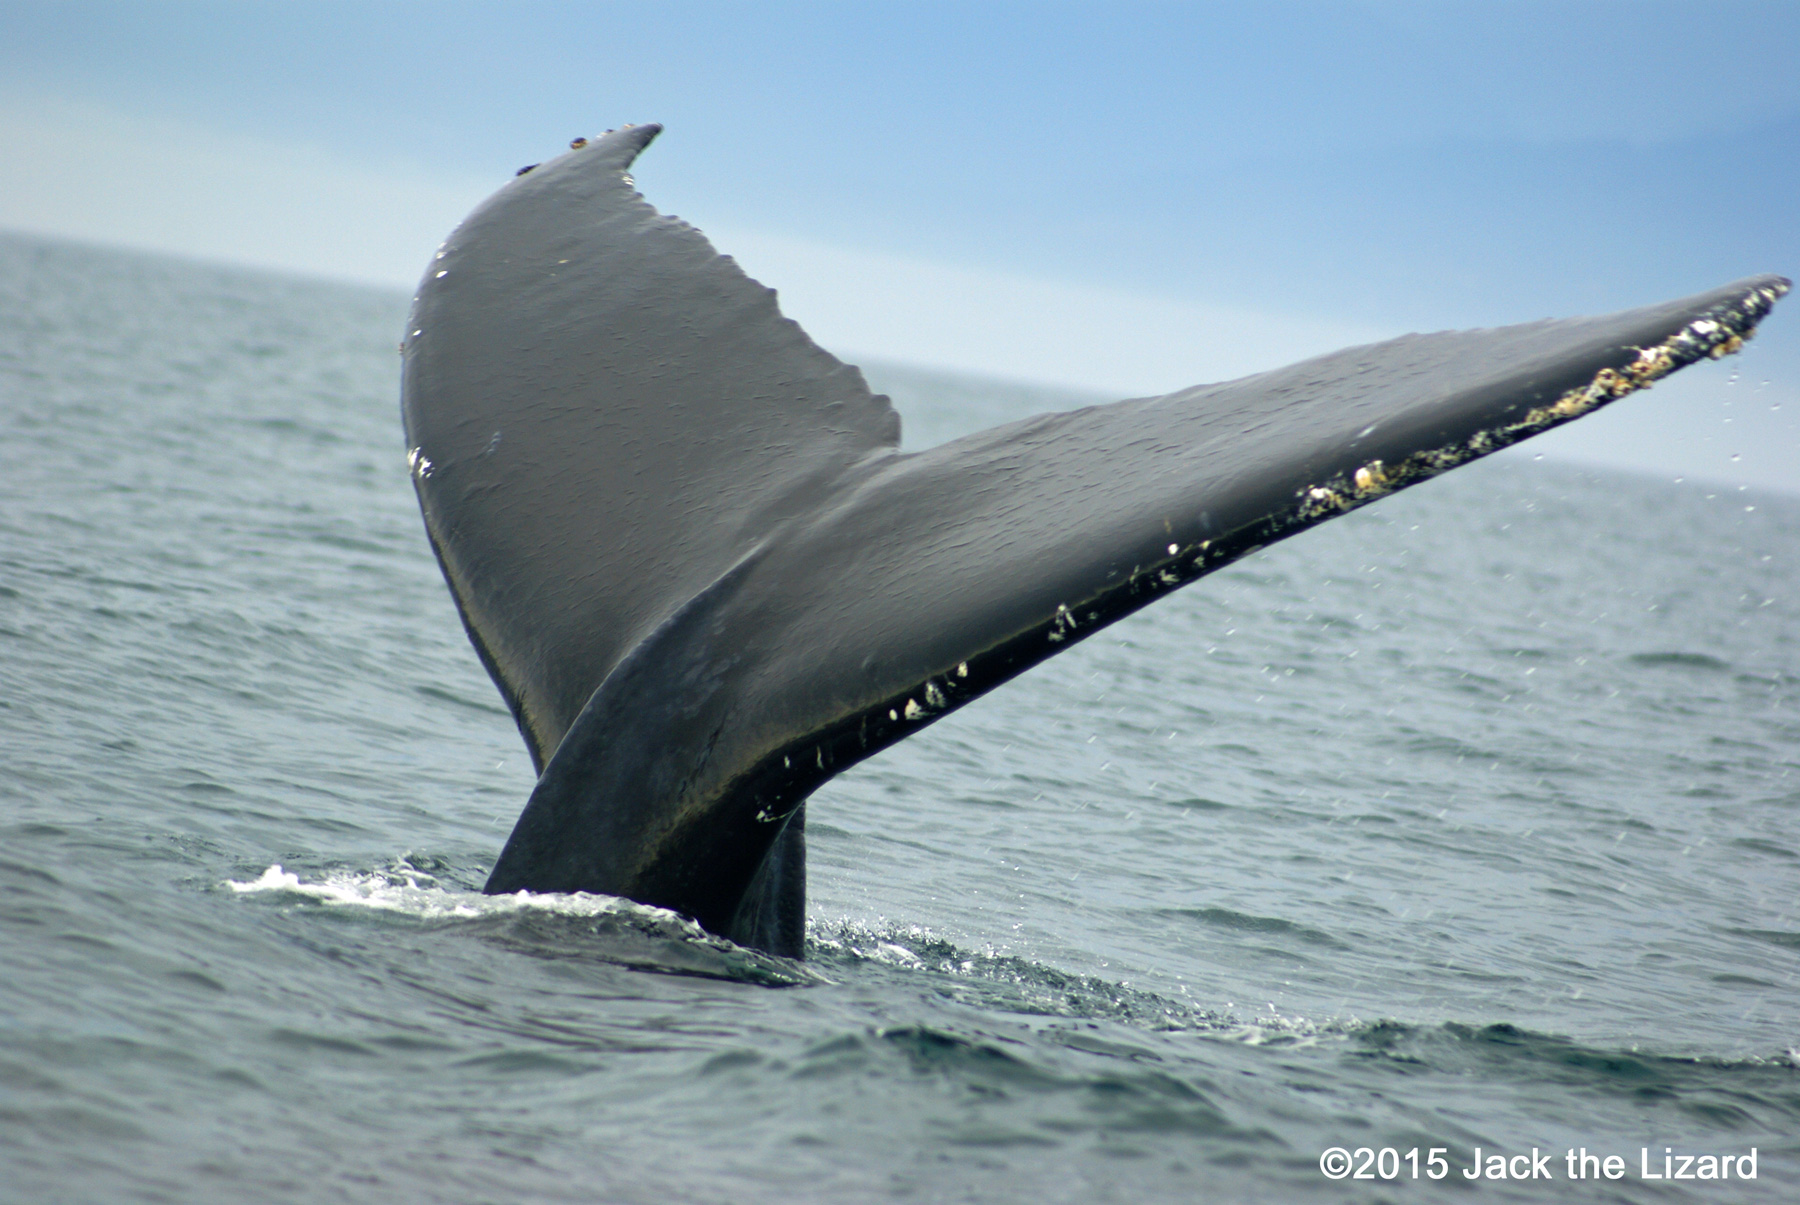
[399,123,1789,957]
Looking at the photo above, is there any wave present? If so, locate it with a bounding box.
[223,862,1800,1094]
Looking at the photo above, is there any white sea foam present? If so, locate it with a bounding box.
[226,863,698,930]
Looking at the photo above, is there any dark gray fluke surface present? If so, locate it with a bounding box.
[400,124,1788,954]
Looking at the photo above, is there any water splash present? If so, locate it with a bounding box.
[227,861,689,925]
[225,861,822,985]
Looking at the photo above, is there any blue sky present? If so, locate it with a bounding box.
[3,1,1797,488]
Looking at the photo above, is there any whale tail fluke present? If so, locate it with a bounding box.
[400,124,1789,955]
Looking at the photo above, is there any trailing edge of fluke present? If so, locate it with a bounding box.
[400,123,1789,957]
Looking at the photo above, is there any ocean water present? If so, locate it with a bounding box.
[1,231,1796,1203]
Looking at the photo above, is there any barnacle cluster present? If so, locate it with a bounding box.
[1293,280,1789,524]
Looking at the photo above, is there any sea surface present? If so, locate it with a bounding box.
[2,232,1797,1203]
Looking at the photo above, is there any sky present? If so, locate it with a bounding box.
[2,0,1797,490]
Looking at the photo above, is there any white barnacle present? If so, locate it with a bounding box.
[924,681,946,709]
[888,709,898,721]
[957,662,968,678]
[904,699,924,720]
[406,447,434,479]
[1166,543,1178,556]
[1299,484,1345,518]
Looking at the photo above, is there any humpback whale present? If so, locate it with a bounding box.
[400,124,1789,958]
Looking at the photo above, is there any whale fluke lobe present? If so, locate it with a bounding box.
[401,124,1789,957]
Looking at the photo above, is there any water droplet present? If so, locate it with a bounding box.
[1731,452,1742,461]
[1533,452,1543,460]
[435,270,447,279]
[622,174,635,187]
